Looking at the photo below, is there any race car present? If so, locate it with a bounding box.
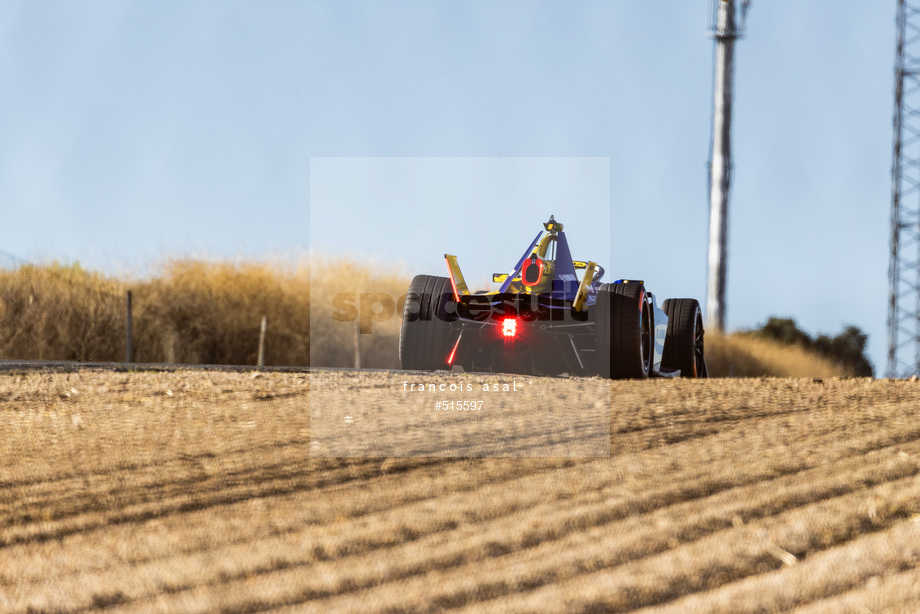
[398,215,707,379]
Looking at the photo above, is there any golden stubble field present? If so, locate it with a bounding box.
[2,369,920,613]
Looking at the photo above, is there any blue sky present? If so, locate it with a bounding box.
[0,1,897,374]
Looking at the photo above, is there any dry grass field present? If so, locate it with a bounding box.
[2,369,920,613]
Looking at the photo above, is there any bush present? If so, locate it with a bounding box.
[704,332,851,378]
[0,263,127,361]
[131,259,310,366]
[749,317,874,377]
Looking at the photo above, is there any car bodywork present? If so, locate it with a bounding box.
[427,216,674,377]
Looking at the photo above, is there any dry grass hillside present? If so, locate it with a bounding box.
[704,332,851,379]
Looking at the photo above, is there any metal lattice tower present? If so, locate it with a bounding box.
[706,0,750,332]
[889,0,920,378]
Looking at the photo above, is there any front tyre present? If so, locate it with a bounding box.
[661,298,707,378]
[399,275,457,370]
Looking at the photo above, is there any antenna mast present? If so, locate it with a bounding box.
[706,0,749,332]
[889,0,920,377]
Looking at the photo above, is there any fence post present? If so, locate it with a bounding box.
[257,316,267,367]
[354,320,361,369]
[125,290,133,363]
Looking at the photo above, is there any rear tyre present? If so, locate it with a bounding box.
[399,275,458,370]
[661,298,707,378]
[595,282,652,379]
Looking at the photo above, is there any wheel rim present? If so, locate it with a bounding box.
[640,299,652,374]
[692,310,705,377]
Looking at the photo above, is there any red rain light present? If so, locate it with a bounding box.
[501,317,519,338]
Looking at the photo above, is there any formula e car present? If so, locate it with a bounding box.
[398,216,707,379]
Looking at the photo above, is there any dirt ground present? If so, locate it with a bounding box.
[1,369,919,613]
